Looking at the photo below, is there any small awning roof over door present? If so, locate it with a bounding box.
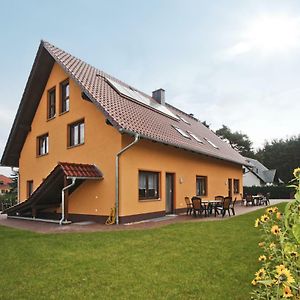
[2,162,103,216]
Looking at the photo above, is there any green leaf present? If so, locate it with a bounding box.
[292,223,300,244]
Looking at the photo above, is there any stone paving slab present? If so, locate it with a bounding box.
[0,199,290,234]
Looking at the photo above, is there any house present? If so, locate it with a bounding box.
[1,41,247,224]
[243,157,282,187]
[0,175,12,195]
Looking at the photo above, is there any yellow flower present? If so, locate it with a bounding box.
[290,251,299,258]
[261,214,269,223]
[258,242,265,248]
[276,212,282,220]
[255,268,266,280]
[269,255,274,260]
[273,207,278,212]
[266,207,274,214]
[293,167,300,179]
[283,286,293,298]
[271,225,281,235]
[270,242,276,249]
[276,268,295,285]
[258,255,266,262]
[251,278,258,286]
[255,218,261,227]
[276,265,286,273]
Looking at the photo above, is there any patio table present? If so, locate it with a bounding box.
[201,200,223,216]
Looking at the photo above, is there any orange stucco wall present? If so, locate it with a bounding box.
[119,135,243,217]
[18,62,243,221]
[19,63,121,216]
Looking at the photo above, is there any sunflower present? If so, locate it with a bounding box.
[266,207,274,214]
[269,255,274,260]
[251,278,258,286]
[283,286,293,298]
[269,242,276,249]
[255,268,266,280]
[276,212,282,220]
[293,167,300,179]
[258,242,265,248]
[261,214,269,223]
[290,251,299,258]
[273,206,278,212]
[271,225,281,235]
[276,265,286,273]
[258,255,266,262]
[254,218,261,228]
[276,268,295,285]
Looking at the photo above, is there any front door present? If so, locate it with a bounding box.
[166,173,174,214]
[228,178,233,198]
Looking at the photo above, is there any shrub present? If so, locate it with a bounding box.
[251,168,300,299]
[244,186,294,199]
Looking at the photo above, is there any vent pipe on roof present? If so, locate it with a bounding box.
[152,89,165,105]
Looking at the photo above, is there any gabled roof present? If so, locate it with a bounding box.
[0,175,12,186]
[244,157,282,184]
[1,41,248,167]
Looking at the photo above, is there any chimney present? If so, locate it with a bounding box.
[152,89,165,105]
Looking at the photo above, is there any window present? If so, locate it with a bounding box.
[173,126,190,138]
[37,134,49,156]
[203,137,219,149]
[188,132,204,143]
[139,171,160,200]
[60,80,70,113]
[68,120,85,147]
[234,179,240,194]
[196,176,207,196]
[177,115,190,124]
[47,87,56,119]
[27,180,33,198]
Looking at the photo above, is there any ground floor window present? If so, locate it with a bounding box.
[27,180,33,198]
[234,179,240,194]
[139,171,160,200]
[196,176,207,196]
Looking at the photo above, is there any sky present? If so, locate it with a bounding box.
[0,0,300,176]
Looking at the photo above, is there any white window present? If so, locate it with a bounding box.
[188,132,204,143]
[177,115,190,124]
[173,126,190,138]
[204,137,219,149]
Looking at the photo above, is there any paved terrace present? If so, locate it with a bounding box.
[0,199,290,234]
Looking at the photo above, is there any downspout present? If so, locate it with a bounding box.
[116,133,140,224]
[59,178,76,226]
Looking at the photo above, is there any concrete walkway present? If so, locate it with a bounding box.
[0,199,290,234]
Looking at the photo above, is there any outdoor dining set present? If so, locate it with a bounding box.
[184,196,236,218]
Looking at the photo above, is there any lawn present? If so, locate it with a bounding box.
[0,203,287,300]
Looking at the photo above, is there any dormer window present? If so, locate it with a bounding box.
[173,126,190,138]
[60,80,70,113]
[47,87,56,119]
[204,137,219,149]
[188,132,204,143]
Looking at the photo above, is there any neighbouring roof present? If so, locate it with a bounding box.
[1,41,248,167]
[2,162,103,216]
[244,157,281,184]
[0,175,12,186]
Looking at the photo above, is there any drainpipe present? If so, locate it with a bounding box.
[116,133,140,224]
[59,178,76,226]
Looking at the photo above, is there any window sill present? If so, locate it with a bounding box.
[67,142,85,149]
[59,110,69,116]
[47,116,56,122]
[37,153,49,158]
[139,198,161,202]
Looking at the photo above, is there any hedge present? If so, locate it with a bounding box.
[243,185,294,199]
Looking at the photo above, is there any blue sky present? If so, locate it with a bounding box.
[1,0,300,175]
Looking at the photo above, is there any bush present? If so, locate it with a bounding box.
[243,186,294,199]
[251,168,300,299]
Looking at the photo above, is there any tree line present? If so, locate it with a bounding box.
[214,124,300,183]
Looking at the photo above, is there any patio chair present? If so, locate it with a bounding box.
[191,197,205,217]
[213,196,224,215]
[216,196,231,217]
[245,195,254,206]
[230,197,237,216]
[184,196,193,215]
[260,193,270,206]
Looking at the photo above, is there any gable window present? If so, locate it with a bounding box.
[37,134,49,156]
[27,180,33,198]
[234,179,240,194]
[139,171,160,200]
[196,176,207,196]
[173,126,190,138]
[47,87,56,119]
[60,80,70,113]
[68,120,85,147]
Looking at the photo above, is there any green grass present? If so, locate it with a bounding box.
[0,203,287,300]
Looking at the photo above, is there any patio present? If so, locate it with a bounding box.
[0,199,289,234]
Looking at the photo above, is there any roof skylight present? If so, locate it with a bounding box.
[177,115,190,124]
[106,77,179,120]
[188,132,204,143]
[204,138,219,149]
[173,126,190,138]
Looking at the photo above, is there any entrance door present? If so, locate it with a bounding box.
[228,178,233,198]
[165,173,174,214]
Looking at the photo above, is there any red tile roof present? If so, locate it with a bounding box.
[0,175,12,185]
[59,162,103,178]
